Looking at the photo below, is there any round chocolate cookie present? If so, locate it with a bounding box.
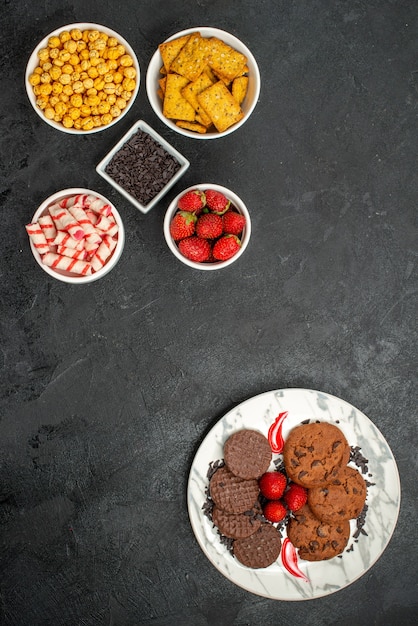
[287,504,350,561]
[308,466,367,523]
[209,466,260,514]
[212,504,262,539]
[341,441,351,466]
[224,429,272,480]
[233,523,282,568]
[283,422,349,487]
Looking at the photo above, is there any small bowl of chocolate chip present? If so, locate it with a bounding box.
[96,119,190,214]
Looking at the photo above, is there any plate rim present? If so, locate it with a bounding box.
[187,387,401,601]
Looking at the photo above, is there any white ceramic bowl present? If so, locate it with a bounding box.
[28,188,125,284]
[163,184,251,270]
[25,23,140,134]
[146,27,260,139]
[96,119,190,214]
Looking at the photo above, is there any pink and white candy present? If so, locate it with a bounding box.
[90,234,117,272]
[26,193,120,277]
[42,252,92,276]
[48,204,85,241]
[25,223,50,254]
[37,215,57,245]
[59,193,111,217]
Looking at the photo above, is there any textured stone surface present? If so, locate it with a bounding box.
[0,1,417,624]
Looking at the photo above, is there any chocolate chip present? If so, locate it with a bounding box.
[317,526,327,538]
[105,128,181,206]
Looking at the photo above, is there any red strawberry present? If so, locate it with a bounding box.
[283,483,308,512]
[196,213,223,239]
[169,211,197,240]
[178,189,206,213]
[212,235,241,261]
[263,500,287,523]
[205,189,230,214]
[259,472,287,500]
[223,210,246,235]
[178,236,211,262]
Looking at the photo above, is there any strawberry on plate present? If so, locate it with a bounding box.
[283,483,308,512]
[263,500,287,523]
[259,472,287,500]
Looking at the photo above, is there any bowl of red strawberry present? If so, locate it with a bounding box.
[163,184,251,270]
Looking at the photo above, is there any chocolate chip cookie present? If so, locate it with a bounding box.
[283,422,349,487]
[308,466,367,523]
[287,504,350,561]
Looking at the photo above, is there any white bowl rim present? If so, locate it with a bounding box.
[163,183,251,270]
[146,26,261,140]
[29,187,125,284]
[25,22,141,135]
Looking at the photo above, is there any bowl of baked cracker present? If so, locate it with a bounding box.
[146,27,260,139]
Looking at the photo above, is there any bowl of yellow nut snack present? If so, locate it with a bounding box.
[25,23,140,134]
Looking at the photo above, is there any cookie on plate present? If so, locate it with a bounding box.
[283,422,349,487]
[287,504,350,561]
[233,523,282,568]
[209,465,260,514]
[308,466,367,523]
[224,429,272,480]
[212,504,262,539]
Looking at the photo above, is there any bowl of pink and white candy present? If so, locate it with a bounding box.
[26,188,125,283]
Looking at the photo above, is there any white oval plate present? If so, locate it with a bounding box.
[187,388,401,600]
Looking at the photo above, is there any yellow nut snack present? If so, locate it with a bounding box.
[48,36,61,49]
[39,83,52,96]
[29,73,41,86]
[70,93,83,107]
[62,115,74,128]
[29,27,136,130]
[44,107,55,120]
[49,66,62,81]
[51,82,63,95]
[59,31,71,44]
[64,39,78,54]
[59,73,71,85]
[122,77,135,92]
[119,54,133,67]
[58,50,71,63]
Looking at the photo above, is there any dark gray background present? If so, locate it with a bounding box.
[1,1,417,624]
